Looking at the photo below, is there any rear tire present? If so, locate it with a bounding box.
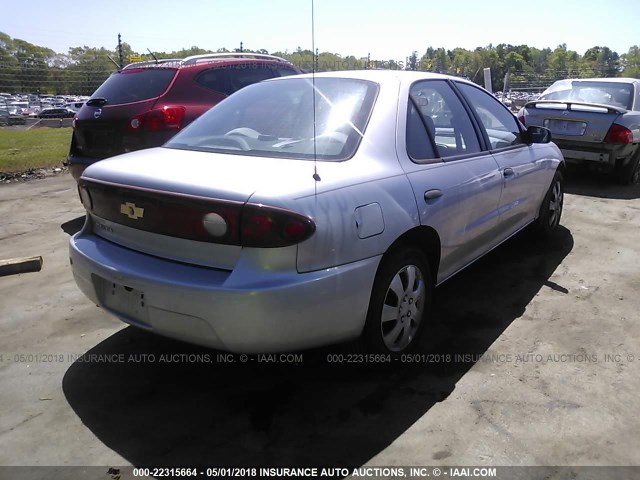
[362,248,433,355]
[617,152,640,186]
[534,170,564,239]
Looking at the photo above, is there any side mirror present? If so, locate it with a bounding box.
[525,125,551,144]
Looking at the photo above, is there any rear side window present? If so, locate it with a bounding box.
[409,80,482,159]
[196,64,279,96]
[406,99,437,160]
[274,67,300,77]
[196,69,230,95]
[90,68,177,104]
[228,65,277,92]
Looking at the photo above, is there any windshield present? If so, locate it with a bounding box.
[539,80,633,110]
[90,68,177,104]
[165,77,379,161]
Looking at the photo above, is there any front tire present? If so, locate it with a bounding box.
[362,248,433,354]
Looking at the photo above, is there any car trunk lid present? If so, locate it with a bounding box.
[79,147,318,269]
[524,100,624,144]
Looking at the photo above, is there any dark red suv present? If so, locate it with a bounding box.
[66,53,302,180]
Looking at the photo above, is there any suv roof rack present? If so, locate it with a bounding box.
[121,53,291,71]
[181,52,290,65]
[122,58,183,70]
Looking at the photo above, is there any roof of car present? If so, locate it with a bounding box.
[122,53,295,71]
[555,77,640,84]
[269,69,474,86]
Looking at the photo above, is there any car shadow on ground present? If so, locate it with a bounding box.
[62,226,573,468]
[564,167,640,200]
[61,216,85,236]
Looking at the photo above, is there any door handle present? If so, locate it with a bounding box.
[503,168,515,178]
[424,189,443,201]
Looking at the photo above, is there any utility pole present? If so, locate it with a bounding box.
[117,33,123,67]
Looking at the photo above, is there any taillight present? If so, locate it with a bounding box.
[240,204,316,247]
[604,123,633,144]
[167,203,314,247]
[518,115,525,126]
[72,114,77,129]
[77,185,92,210]
[128,106,186,132]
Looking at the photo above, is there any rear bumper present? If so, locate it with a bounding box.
[553,140,637,168]
[69,232,380,353]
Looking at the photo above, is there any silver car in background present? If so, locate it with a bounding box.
[519,77,640,184]
[70,70,564,354]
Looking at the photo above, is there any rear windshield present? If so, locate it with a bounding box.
[540,80,633,110]
[89,68,177,105]
[165,77,378,161]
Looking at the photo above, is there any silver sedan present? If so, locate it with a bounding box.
[518,77,640,184]
[70,70,564,354]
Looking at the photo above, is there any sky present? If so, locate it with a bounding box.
[2,0,639,60]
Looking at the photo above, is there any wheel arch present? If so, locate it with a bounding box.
[382,226,441,285]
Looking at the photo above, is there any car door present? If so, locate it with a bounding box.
[455,81,551,240]
[401,79,504,283]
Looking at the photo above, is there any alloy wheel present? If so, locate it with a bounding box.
[380,264,426,352]
[548,179,563,228]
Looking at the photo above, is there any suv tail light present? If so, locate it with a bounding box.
[604,123,633,144]
[128,106,186,132]
[517,114,525,126]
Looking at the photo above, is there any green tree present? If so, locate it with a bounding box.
[621,46,640,77]
[67,46,116,95]
[0,32,20,92]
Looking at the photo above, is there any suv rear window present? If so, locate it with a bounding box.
[89,68,177,105]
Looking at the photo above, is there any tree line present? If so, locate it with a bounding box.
[1,31,639,96]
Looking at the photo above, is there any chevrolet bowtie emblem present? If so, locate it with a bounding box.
[120,202,144,220]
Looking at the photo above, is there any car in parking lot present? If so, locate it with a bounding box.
[66,53,302,181]
[38,107,76,118]
[518,78,640,184]
[70,70,564,354]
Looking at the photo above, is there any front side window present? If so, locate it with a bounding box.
[456,82,524,150]
[166,77,378,161]
[409,80,481,159]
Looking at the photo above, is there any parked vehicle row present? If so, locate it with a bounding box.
[70,69,564,355]
[37,107,77,119]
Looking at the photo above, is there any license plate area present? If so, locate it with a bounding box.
[544,119,587,136]
[93,275,149,325]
